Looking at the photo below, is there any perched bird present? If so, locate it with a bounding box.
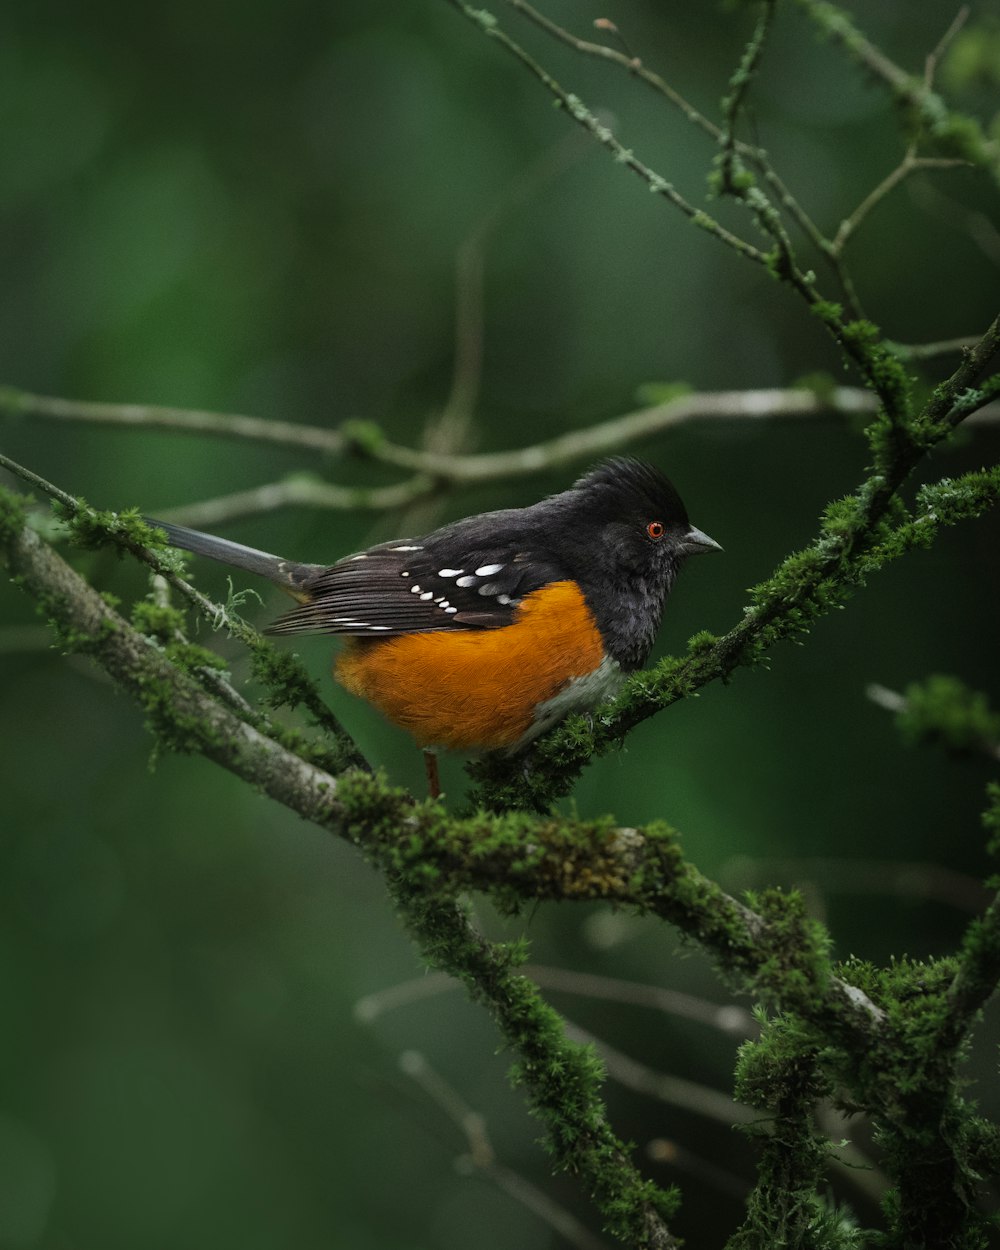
[150,458,720,789]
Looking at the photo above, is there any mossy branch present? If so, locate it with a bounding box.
[5,474,1000,1242]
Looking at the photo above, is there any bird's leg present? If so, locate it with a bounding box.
[423,749,441,800]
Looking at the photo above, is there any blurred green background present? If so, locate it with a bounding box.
[1,1,999,1246]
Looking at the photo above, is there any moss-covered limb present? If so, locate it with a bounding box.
[0,502,351,815]
[855,466,1000,578]
[791,0,1000,186]
[0,453,369,772]
[0,383,347,454]
[920,314,1000,435]
[392,889,681,1249]
[837,958,993,1250]
[335,774,884,1042]
[726,1018,860,1250]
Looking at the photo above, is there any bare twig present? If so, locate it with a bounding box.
[831,154,970,257]
[526,966,755,1036]
[355,965,755,1035]
[568,1019,889,1206]
[443,1,768,267]
[0,385,346,453]
[399,1049,612,1250]
[924,6,971,89]
[887,336,982,361]
[23,384,1000,510]
[370,388,887,482]
[563,1019,755,1128]
[502,0,859,310]
[158,473,437,528]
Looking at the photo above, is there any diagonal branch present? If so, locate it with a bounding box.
[791,0,1000,184]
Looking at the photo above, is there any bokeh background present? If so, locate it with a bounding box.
[1,1,999,1246]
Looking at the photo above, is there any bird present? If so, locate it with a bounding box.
[149,457,721,793]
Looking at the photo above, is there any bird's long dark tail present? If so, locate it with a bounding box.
[146,519,323,594]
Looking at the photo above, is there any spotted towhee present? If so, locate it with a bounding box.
[151,457,720,757]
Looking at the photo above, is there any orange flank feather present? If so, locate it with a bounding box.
[335,581,606,751]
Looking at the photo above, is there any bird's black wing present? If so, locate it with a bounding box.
[267,529,568,637]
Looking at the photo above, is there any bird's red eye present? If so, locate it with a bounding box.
[647,521,665,539]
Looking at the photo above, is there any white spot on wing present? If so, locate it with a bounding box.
[438,569,462,578]
[350,553,368,561]
[420,591,434,600]
[478,584,498,596]
[475,563,503,577]
[497,594,511,606]
[391,545,422,552]
[369,625,391,631]
[455,575,477,588]
[400,571,410,578]
[410,585,421,594]
[444,606,458,614]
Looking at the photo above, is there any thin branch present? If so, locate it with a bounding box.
[924,6,970,89]
[831,154,970,257]
[442,1,768,267]
[8,384,999,524]
[374,387,881,482]
[355,965,756,1036]
[157,473,437,528]
[399,1049,613,1250]
[887,335,982,361]
[503,0,726,142]
[646,1138,750,1202]
[527,966,755,1036]
[502,0,860,312]
[563,1018,755,1128]
[0,385,346,454]
[946,894,1000,1042]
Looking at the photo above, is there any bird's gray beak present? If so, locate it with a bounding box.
[680,525,723,556]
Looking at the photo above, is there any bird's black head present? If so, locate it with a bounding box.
[551,457,721,669]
